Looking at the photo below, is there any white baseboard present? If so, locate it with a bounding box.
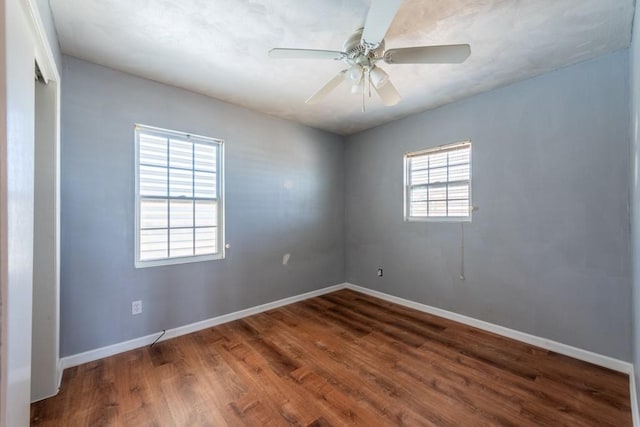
[344,283,633,374]
[62,282,633,374]
[60,280,635,423]
[60,283,346,370]
[631,366,639,427]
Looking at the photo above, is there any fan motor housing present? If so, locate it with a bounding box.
[343,28,385,63]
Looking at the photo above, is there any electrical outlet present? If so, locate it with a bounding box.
[377,268,383,277]
[132,300,142,315]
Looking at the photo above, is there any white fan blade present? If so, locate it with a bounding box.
[306,70,347,104]
[269,48,345,60]
[374,80,401,106]
[361,0,404,46]
[384,44,471,64]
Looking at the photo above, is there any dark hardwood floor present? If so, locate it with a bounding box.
[31,289,632,426]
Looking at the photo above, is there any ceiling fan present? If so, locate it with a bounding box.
[268,0,471,109]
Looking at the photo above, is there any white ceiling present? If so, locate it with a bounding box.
[50,0,634,135]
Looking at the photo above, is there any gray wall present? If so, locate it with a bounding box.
[346,51,631,360]
[60,56,344,357]
[62,49,632,363]
[629,0,640,406]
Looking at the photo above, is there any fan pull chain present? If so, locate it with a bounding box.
[460,223,465,281]
[362,77,366,113]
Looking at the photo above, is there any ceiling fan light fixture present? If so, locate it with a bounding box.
[351,78,364,95]
[346,64,364,85]
[369,66,389,89]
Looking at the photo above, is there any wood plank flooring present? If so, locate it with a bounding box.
[31,289,632,426]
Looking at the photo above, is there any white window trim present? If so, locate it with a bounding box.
[134,124,225,268]
[403,140,472,223]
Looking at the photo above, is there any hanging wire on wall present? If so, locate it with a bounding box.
[460,223,466,281]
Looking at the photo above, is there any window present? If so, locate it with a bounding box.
[404,141,471,221]
[135,124,224,267]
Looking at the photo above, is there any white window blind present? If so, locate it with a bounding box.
[404,141,471,221]
[135,125,224,267]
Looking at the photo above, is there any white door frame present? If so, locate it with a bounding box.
[0,0,60,423]
[24,0,63,402]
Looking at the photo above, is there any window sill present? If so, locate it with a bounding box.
[404,216,472,223]
[135,252,224,268]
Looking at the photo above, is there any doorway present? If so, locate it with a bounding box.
[31,61,60,402]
